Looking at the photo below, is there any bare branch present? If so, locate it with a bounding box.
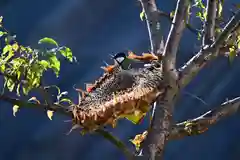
[203,0,217,45]
[162,0,190,83]
[170,97,240,139]
[0,94,70,116]
[179,10,240,88]
[140,0,163,55]
[0,93,134,159]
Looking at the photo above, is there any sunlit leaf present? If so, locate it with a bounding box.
[140,9,145,21]
[170,11,175,18]
[121,110,146,124]
[3,44,12,55]
[0,31,7,37]
[13,104,19,117]
[0,64,5,73]
[48,55,60,77]
[47,110,54,120]
[218,1,223,17]
[38,37,58,47]
[129,131,148,151]
[59,47,73,62]
[16,84,21,97]
[12,43,19,51]
[229,46,236,63]
[28,97,40,104]
[237,35,240,49]
[6,79,15,92]
[0,16,3,24]
[59,98,72,104]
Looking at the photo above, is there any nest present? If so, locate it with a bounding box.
[70,58,163,133]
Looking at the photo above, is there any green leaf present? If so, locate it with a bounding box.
[59,47,73,62]
[194,0,205,9]
[3,44,12,55]
[39,60,49,70]
[12,43,19,51]
[218,1,223,17]
[0,64,5,73]
[170,11,175,18]
[140,9,145,21]
[121,110,146,124]
[0,31,7,37]
[59,98,72,104]
[6,78,15,92]
[48,55,60,77]
[237,35,240,49]
[22,86,31,95]
[229,46,237,63]
[38,37,58,47]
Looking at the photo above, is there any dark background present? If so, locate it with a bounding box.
[0,0,240,160]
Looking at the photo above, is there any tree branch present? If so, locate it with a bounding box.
[162,0,190,83]
[0,93,134,159]
[139,1,191,159]
[179,9,240,88]
[169,97,240,139]
[203,0,217,46]
[0,94,70,116]
[140,0,163,55]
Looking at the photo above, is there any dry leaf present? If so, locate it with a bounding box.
[13,105,19,117]
[47,110,54,120]
[129,131,148,151]
[28,97,40,104]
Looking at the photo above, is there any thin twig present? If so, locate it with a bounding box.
[96,129,135,159]
[140,0,163,55]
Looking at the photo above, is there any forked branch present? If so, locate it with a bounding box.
[170,97,240,139]
[179,9,240,88]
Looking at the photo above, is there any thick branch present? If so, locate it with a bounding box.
[162,0,190,83]
[203,0,217,45]
[170,97,240,139]
[179,10,240,88]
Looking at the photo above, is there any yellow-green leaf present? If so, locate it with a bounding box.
[59,47,73,62]
[38,37,58,47]
[218,1,223,17]
[48,55,60,77]
[47,110,54,120]
[129,131,148,151]
[0,31,7,37]
[3,44,12,55]
[13,105,19,117]
[0,16,3,24]
[12,43,19,51]
[229,46,236,63]
[122,110,146,124]
[170,11,175,18]
[140,9,145,21]
[59,98,72,104]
